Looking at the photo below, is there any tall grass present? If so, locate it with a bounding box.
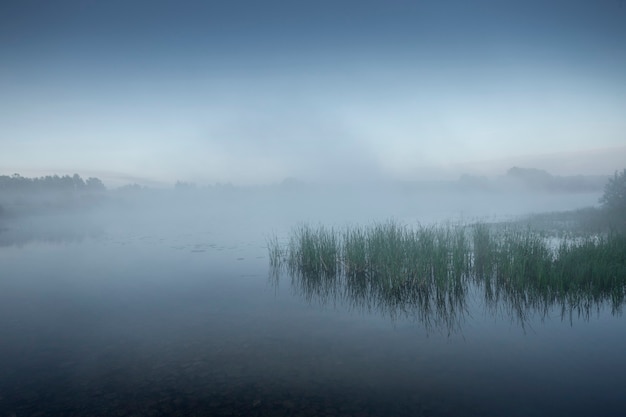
[287,224,339,277]
[471,225,626,320]
[268,219,626,329]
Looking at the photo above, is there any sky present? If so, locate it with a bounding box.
[1,0,625,186]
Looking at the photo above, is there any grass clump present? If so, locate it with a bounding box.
[287,224,339,277]
[268,219,626,329]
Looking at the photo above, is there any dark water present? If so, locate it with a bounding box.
[1,211,625,417]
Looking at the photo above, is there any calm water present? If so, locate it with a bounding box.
[1,202,625,417]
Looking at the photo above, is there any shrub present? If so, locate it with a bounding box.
[600,169,626,211]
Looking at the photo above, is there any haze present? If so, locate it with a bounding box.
[2,0,625,187]
[3,4,626,415]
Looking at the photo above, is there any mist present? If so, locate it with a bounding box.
[2,1,626,416]
[2,1,626,184]
[0,168,608,247]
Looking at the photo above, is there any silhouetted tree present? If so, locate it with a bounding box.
[175,180,196,191]
[0,173,106,193]
[86,177,106,191]
[72,173,86,191]
[600,169,626,211]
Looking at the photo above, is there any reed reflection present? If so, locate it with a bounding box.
[270,221,626,333]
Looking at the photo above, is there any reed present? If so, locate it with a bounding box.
[267,234,283,269]
[269,219,626,329]
[287,223,339,277]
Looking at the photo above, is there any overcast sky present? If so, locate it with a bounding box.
[1,0,625,186]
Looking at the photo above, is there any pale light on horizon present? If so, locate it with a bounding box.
[1,0,625,186]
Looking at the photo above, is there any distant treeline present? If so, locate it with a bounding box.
[458,167,608,193]
[0,173,106,193]
[0,174,107,218]
[0,169,612,195]
[505,167,608,192]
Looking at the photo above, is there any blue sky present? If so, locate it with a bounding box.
[1,0,625,186]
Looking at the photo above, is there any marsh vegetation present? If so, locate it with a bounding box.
[269,220,626,331]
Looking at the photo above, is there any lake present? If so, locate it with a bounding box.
[1,192,624,417]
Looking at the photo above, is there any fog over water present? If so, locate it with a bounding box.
[0,178,604,246]
[2,0,626,415]
[1,180,625,416]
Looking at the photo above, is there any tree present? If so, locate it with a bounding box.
[599,169,626,211]
[86,177,106,192]
[72,173,86,191]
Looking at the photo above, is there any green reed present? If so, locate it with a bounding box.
[287,223,339,276]
[268,219,626,330]
[471,224,626,321]
[267,234,283,269]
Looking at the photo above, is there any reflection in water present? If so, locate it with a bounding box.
[270,222,626,333]
[271,264,471,334]
[2,221,625,417]
[0,222,103,247]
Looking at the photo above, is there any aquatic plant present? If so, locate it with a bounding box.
[268,219,626,331]
[267,234,283,268]
[287,224,339,277]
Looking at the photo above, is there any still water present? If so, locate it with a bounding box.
[1,206,625,417]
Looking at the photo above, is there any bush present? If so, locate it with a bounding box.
[600,169,626,211]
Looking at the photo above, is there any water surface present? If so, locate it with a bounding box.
[1,205,624,417]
